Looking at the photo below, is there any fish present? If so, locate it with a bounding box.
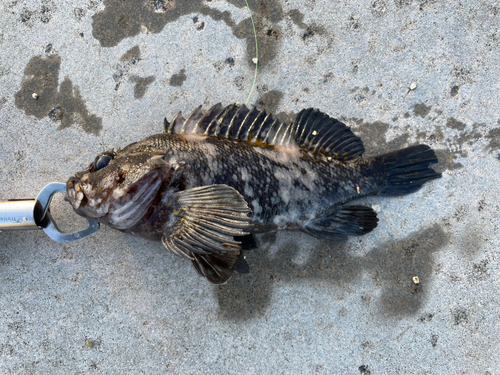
[65,103,441,284]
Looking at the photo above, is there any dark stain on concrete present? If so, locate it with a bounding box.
[429,120,468,171]
[92,1,215,47]
[395,0,413,8]
[40,2,55,24]
[92,0,287,69]
[74,7,86,21]
[256,89,283,114]
[348,118,391,155]
[430,334,438,347]
[359,365,371,375]
[419,313,434,322]
[14,55,102,135]
[214,57,236,73]
[471,259,489,281]
[371,224,448,316]
[216,224,447,321]
[434,150,464,171]
[289,9,307,28]
[120,45,141,62]
[113,47,142,91]
[287,9,326,41]
[348,15,362,31]
[45,43,53,54]
[371,0,388,17]
[0,253,10,266]
[0,97,7,109]
[452,66,473,85]
[450,85,460,97]
[19,2,56,26]
[192,15,205,31]
[452,308,469,325]
[413,103,432,118]
[323,72,334,84]
[169,69,187,87]
[130,75,155,99]
[20,8,34,25]
[430,122,480,170]
[351,59,360,75]
[446,117,466,131]
[486,124,500,151]
[225,1,284,68]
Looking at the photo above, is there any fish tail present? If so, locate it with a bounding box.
[373,145,441,196]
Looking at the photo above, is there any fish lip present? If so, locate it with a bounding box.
[65,176,78,204]
[65,176,89,211]
[65,176,76,194]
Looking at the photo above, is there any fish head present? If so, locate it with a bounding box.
[65,145,174,230]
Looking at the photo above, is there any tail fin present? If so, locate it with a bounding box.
[373,145,441,197]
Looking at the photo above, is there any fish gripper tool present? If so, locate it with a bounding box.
[0,182,99,242]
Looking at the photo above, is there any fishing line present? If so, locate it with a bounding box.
[244,0,258,106]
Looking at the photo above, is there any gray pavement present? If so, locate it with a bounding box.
[0,0,499,374]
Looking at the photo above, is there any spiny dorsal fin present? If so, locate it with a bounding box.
[165,111,185,134]
[163,104,364,160]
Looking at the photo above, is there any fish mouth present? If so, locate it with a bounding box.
[65,177,88,211]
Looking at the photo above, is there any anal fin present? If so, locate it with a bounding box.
[235,254,250,274]
[236,233,257,251]
[304,205,378,241]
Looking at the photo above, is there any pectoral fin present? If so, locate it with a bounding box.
[191,249,243,284]
[160,184,253,283]
[304,205,378,241]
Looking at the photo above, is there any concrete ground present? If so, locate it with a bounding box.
[0,0,499,373]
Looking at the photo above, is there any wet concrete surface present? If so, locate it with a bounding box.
[0,0,499,374]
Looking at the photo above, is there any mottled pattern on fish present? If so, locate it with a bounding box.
[65,103,441,284]
[131,132,375,232]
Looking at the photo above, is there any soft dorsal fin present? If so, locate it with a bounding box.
[164,104,364,161]
[291,108,365,160]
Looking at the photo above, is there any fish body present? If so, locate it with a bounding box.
[65,104,441,283]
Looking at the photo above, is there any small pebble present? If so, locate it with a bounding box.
[32,93,38,100]
[412,276,420,284]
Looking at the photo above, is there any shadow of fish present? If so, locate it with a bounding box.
[65,104,441,284]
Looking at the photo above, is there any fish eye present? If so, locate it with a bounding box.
[93,152,114,171]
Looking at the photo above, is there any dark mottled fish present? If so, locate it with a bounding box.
[65,104,441,284]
